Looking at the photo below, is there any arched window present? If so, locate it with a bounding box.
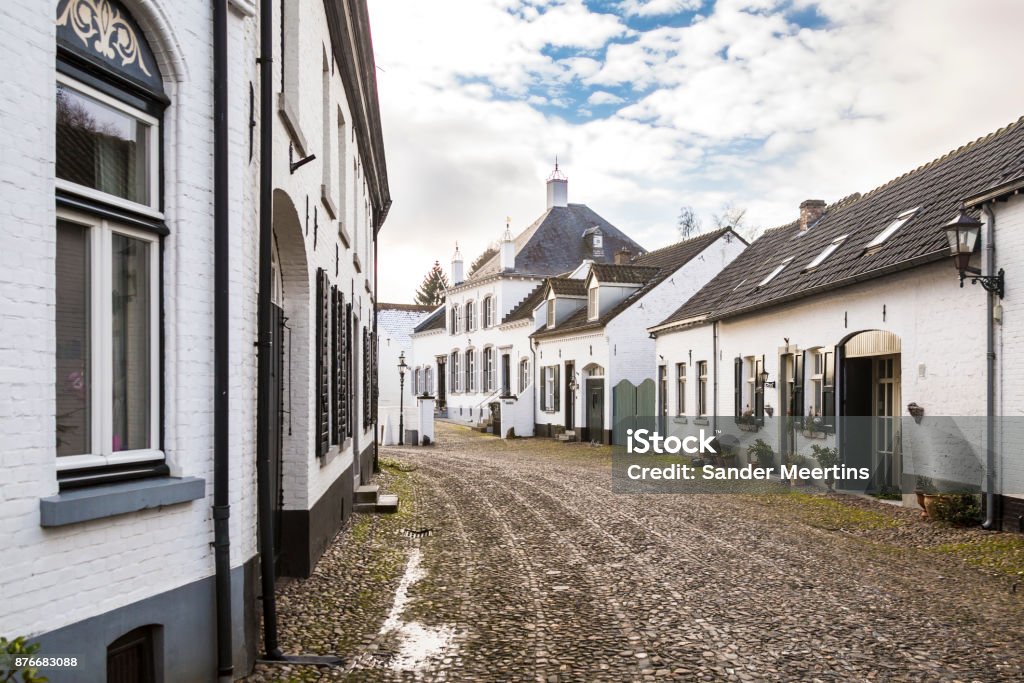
[482,347,495,392]
[465,301,475,332]
[424,366,433,395]
[465,349,476,393]
[55,0,167,482]
[482,296,494,328]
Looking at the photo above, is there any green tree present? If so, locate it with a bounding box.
[414,261,450,307]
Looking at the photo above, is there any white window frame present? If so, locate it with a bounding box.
[55,74,162,218]
[546,299,556,328]
[587,286,599,320]
[757,257,793,287]
[676,363,686,416]
[483,347,495,392]
[697,361,708,417]
[465,301,475,332]
[810,349,825,417]
[519,358,530,394]
[544,366,555,411]
[483,296,494,328]
[57,208,162,472]
[865,208,919,250]
[805,234,848,271]
[465,349,476,393]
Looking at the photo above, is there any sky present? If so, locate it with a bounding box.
[368,0,1024,303]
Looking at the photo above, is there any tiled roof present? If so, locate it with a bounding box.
[589,263,661,284]
[411,305,446,333]
[501,284,546,325]
[657,116,1024,329]
[378,302,436,313]
[468,204,645,280]
[547,278,588,296]
[532,228,735,339]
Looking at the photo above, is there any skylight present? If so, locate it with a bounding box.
[758,257,794,287]
[805,235,848,271]
[865,208,919,250]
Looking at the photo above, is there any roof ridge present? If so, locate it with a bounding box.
[634,226,728,258]
[857,115,1024,202]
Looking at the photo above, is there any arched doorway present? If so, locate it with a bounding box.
[838,330,902,493]
[270,189,309,573]
[582,364,605,444]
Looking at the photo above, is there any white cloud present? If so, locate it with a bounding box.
[369,0,1024,302]
[620,0,703,17]
[587,90,625,105]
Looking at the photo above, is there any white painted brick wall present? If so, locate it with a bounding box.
[0,0,263,639]
[993,195,1024,497]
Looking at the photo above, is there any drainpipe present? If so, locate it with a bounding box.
[212,1,233,680]
[255,0,282,657]
[982,204,997,530]
[373,232,380,471]
[712,321,719,435]
[531,337,539,434]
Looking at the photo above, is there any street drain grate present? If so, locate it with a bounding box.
[403,527,435,537]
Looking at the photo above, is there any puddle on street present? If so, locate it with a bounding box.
[379,547,458,672]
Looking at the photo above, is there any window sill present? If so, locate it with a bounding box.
[277,93,308,156]
[40,476,205,527]
[338,221,351,248]
[353,252,362,273]
[693,417,709,426]
[673,416,688,424]
[321,185,338,219]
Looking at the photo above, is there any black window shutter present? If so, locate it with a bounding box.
[792,351,806,427]
[331,287,340,445]
[553,365,560,412]
[363,327,371,428]
[822,348,835,430]
[315,269,330,458]
[345,302,353,438]
[733,357,742,421]
[540,368,547,411]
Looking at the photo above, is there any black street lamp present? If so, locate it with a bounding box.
[398,350,408,446]
[943,210,1004,297]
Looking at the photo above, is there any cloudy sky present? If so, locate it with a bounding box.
[369,0,1024,302]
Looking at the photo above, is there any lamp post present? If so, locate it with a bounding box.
[942,210,1005,297]
[398,350,408,446]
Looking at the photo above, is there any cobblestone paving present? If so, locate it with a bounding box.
[247,423,1024,682]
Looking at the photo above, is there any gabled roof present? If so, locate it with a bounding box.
[532,228,735,339]
[501,284,546,325]
[379,302,435,313]
[546,277,588,297]
[411,305,446,333]
[468,204,645,281]
[657,116,1024,330]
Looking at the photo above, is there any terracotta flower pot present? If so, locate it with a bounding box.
[915,490,927,517]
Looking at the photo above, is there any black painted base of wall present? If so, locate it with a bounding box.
[278,462,355,578]
[984,494,1024,533]
[34,556,259,682]
[359,441,375,484]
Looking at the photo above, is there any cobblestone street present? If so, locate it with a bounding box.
[248,423,1024,682]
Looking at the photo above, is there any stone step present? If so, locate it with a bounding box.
[354,484,379,504]
[354,494,400,515]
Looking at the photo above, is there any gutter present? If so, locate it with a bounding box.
[212,1,233,679]
[255,0,282,658]
[982,204,997,530]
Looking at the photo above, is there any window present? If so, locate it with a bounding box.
[483,347,495,392]
[809,348,834,427]
[697,361,708,416]
[541,365,560,412]
[316,270,331,457]
[588,287,598,320]
[450,351,460,392]
[337,109,347,236]
[810,350,824,417]
[465,349,476,393]
[321,49,333,209]
[56,215,159,471]
[483,296,494,328]
[546,300,555,328]
[56,77,159,213]
[658,365,668,418]
[757,257,793,287]
[805,235,848,271]
[789,351,804,423]
[865,208,919,251]
[412,368,419,396]
[465,301,475,332]
[424,366,433,395]
[675,363,686,415]
[519,358,530,394]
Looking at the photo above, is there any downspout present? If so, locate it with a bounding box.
[255,0,282,658]
[712,321,719,435]
[373,231,380,472]
[531,337,539,435]
[982,204,997,530]
[212,1,233,680]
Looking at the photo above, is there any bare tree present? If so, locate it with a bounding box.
[712,202,761,242]
[677,205,702,239]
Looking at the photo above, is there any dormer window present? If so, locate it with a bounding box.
[758,257,794,287]
[546,301,555,328]
[804,235,848,271]
[588,287,598,320]
[864,208,919,252]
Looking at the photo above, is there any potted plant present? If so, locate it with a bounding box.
[915,476,936,517]
[747,438,775,468]
[737,407,758,432]
[810,444,840,492]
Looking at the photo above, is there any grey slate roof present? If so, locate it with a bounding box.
[501,284,546,325]
[380,305,434,347]
[547,278,588,296]
[657,116,1024,329]
[533,228,736,339]
[468,204,646,280]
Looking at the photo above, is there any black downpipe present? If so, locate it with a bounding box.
[212,1,233,680]
[373,232,380,473]
[256,0,282,659]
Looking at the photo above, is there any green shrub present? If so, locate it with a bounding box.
[1,636,48,683]
[747,439,775,468]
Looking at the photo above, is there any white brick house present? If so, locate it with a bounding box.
[531,229,746,443]
[651,118,1024,509]
[377,303,433,444]
[409,166,646,437]
[0,0,390,680]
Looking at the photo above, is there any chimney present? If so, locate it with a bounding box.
[799,199,826,232]
[500,219,515,272]
[546,159,568,209]
[615,246,632,265]
[451,243,464,284]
